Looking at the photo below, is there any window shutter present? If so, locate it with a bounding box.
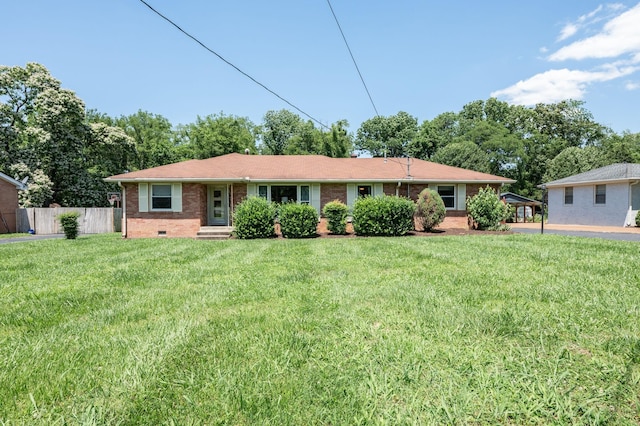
[138,183,149,212]
[247,184,257,197]
[346,184,356,207]
[172,183,182,212]
[457,184,466,210]
[373,183,383,196]
[311,184,321,214]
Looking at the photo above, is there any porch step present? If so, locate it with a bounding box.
[196,226,234,240]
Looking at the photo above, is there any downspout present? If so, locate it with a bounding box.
[118,182,126,238]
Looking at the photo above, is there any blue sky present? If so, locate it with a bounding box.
[3,1,639,134]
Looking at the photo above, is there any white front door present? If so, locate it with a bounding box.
[208,185,228,225]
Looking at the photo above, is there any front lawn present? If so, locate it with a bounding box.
[1,234,639,424]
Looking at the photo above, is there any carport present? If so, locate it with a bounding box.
[501,192,542,223]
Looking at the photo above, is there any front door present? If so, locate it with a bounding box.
[208,185,228,226]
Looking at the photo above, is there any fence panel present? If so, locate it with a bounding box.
[16,208,121,234]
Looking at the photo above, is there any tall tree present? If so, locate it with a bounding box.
[115,110,177,170]
[181,113,257,159]
[356,111,418,157]
[431,141,491,173]
[261,109,304,155]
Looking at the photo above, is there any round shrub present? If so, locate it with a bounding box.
[415,188,446,231]
[352,195,415,236]
[636,210,640,227]
[57,211,81,239]
[233,196,276,239]
[278,203,319,238]
[322,199,348,235]
[466,186,510,230]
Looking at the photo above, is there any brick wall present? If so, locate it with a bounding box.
[124,183,206,238]
[320,184,347,210]
[0,180,19,233]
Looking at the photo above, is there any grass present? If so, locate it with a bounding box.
[0,233,29,239]
[0,233,639,424]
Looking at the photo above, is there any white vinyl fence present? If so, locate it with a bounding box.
[17,208,122,234]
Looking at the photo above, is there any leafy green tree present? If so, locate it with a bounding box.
[261,109,304,155]
[1,63,135,206]
[320,120,353,158]
[543,146,604,182]
[409,112,459,160]
[356,111,418,157]
[115,110,177,170]
[600,131,640,164]
[432,141,491,173]
[180,113,257,159]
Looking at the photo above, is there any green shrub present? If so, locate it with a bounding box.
[57,211,81,239]
[233,196,276,239]
[415,189,446,231]
[322,199,348,235]
[352,195,415,236]
[636,210,640,227]
[466,186,511,230]
[278,203,319,238]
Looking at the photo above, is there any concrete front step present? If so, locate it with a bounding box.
[196,226,233,240]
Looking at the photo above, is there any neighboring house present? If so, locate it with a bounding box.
[0,171,27,234]
[543,163,640,227]
[105,153,515,238]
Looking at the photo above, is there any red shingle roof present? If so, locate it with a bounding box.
[106,153,514,184]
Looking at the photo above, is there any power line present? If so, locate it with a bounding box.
[137,0,329,129]
[325,0,380,117]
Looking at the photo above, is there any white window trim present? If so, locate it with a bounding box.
[138,182,182,213]
[437,185,456,210]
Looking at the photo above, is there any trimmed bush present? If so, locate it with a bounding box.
[636,210,640,227]
[279,203,319,238]
[57,211,81,239]
[466,186,511,230]
[352,195,416,236]
[415,188,446,231]
[322,199,348,235]
[233,196,276,239]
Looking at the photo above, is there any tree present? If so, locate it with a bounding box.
[261,109,304,155]
[181,113,257,159]
[356,111,418,157]
[432,141,491,173]
[114,110,177,170]
[544,146,604,182]
[320,120,353,158]
[1,63,134,206]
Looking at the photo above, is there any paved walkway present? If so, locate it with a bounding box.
[0,234,65,244]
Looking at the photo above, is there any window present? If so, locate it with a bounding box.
[564,187,573,205]
[437,185,455,208]
[595,185,606,204]
[271,185,297,203]
[358,185,372,197]
[300,185,310,204]
[258,185,268,199]
[151,184,172,210]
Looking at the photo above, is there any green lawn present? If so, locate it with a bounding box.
[1,233,639,424]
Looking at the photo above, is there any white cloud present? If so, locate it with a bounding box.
[558,23,578,41]
[550,3,640,60]
[625,81,640,90]
[491,65,638,105]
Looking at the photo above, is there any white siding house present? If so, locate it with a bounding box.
[543,164,640,227]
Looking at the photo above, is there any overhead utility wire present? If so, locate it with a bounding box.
[138,0,329,129]
[325,0,380,117]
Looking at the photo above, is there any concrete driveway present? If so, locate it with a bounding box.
[510,222,640,242]
[0,234,65,244]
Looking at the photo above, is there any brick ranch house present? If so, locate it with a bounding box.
[105,153,515,238]
[0,171,27,234]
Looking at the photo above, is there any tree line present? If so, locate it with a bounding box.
[2,63,639,207]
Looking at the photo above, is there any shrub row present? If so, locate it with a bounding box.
[233,187,507,239]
